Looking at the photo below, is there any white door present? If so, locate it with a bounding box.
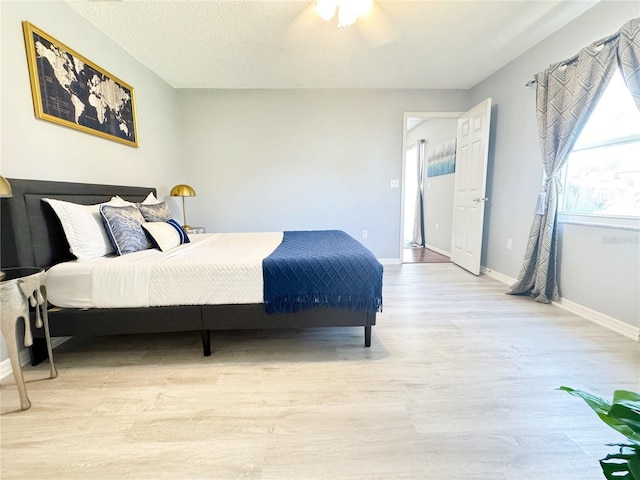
[450,98,492,275]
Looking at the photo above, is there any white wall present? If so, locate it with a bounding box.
[0,1,183,362]
[406,119,458,254]
[177,89,471,259]
[471,1,640,328]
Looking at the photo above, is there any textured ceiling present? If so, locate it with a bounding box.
[65,0,600,89]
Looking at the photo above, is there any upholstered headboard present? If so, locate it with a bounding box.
[0,178,155,269]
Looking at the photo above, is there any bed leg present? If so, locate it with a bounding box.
[201,330,211,356]
[364,325,371,347]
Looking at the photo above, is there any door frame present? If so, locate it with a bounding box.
[400,111,463,261]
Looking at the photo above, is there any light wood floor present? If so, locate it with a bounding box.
[1,264,638,479]
[403,247,450,263]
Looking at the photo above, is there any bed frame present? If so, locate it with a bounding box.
[0,178,376,363]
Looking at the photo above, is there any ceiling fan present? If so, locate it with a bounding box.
[315,0,373,28]
[292,0,397,47]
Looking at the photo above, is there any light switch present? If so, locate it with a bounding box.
[390,179,399,188]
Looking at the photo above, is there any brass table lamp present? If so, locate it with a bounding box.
[170,183,196,229]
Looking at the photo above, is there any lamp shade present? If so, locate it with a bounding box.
[170,184,196,197]
[0,176,13,198]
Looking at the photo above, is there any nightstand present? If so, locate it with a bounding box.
[185,226,206,234]
[0,267,57,410]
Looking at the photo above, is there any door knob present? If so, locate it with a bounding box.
[473,197,488,203]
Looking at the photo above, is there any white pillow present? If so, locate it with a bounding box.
[141,222,182,252]
[110,192,159,206]
[109,195,134,207]
[142,192,160,204]
[43,198,119,260]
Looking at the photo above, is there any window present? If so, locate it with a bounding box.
[559,70,640,221]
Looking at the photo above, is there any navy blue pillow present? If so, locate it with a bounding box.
[166,219,190,244]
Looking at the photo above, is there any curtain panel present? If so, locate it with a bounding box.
[411,139,426,246]
[618,18,640,108]
[508,17,640,304]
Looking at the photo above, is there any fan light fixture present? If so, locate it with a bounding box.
[315,0,373,28]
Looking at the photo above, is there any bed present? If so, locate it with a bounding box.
[0,178,382,363]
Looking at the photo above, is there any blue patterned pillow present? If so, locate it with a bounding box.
[167,219,190,244]
[99,205,152,255]
[138,202,172,222]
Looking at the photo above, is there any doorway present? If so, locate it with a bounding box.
[401,112,461,263]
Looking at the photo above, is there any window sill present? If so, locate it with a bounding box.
[558,213,640,231]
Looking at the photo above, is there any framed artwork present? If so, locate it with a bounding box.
[427,138,457,177]
[22,21,139,147]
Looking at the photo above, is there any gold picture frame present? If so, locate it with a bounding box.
[22,21,139,147]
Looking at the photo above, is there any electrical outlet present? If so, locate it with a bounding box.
[390,179,399,188]
[506,238,512,250]
[362,230,368,239]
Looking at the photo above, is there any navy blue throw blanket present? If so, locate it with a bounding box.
[262,230,383,315]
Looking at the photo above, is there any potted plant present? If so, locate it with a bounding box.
[560,387,640,479]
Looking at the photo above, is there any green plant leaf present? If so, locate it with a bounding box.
[601,454,633,480]
[628,456,640,479]
[559,387,640,444]
[561,387,640,477]
[609,403,640,443]
[559,386,611,415]
[614,391,640,404]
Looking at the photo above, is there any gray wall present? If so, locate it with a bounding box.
[1,1,183,198]
[406,119,458,254]
[470,1,640,327]
[1,1,183,361]
[177,89,470,259]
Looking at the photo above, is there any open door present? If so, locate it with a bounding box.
[450,98,492,275]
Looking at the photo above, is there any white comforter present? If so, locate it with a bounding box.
[45,232,283,308]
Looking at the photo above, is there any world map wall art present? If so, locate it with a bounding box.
[22,22,139,147]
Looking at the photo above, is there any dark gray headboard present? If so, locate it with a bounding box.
[0,178,156,269]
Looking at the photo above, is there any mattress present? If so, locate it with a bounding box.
[45,232,283,308]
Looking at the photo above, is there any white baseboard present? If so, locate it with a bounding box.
[482,267,639,342]
[0,337,69,380]
[482,267,517,286]
[552,298,640,342]
[425,244,450,257]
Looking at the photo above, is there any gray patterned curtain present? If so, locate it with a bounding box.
[618,19,640,108]
[412,139,426,246]
[508,18,640,303]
